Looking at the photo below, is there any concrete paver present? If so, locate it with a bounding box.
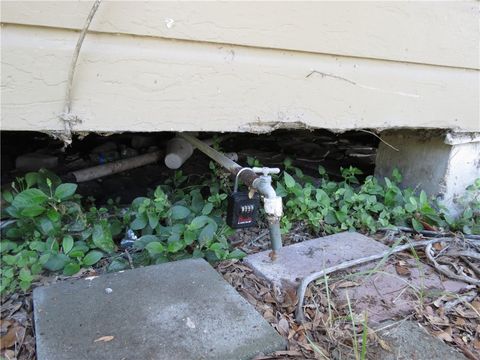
[244,232,468,323]
[369,321,467,360]
[33,258,285,360]
[244,232,389,287]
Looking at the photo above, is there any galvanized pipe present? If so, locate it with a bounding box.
[177,133,283,251]
[69,151,162,182]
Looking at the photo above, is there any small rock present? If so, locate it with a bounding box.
[105,288,113,294]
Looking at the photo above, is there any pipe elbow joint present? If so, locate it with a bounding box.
[252,176,283,217]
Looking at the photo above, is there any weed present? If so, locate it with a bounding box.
[275,159,479,235]
[1,170,120,294]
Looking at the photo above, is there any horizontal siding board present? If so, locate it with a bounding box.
[1,1,479,69]
[1,25,479,133]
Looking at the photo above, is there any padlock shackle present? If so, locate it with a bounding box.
[234,167,253,192]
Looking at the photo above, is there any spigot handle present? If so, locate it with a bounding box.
[251,167,281,176]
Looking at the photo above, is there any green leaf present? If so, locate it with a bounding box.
[43,254,69,271]
[325,211,337,225]
[68,249,85,258]
[92,224,115,253]
[20,280,31,292]
[227,249,246,259]
[201,203,214,215]
[147,212,159,229]
[39,253,50,265]
[109,219,123,237]
[25,172,38,188]
[411,218,424,232]
[189,216,211,230]
[1,241,18,253]
[31,262,42,275]
[63,262,81,276]
[12,189,48,209]
[19,268,34,282]
[463,208,473,219]
[54,183,78,200]
[133,235,159,250]
[47,209,60,222]
[405,203,417,213]
[130,215,147,230]
[3,255,17,265]
[3,268,14,278]
[199,222,217,244]
[183,230,196,245]
[62,235,74,254]
[146,241,165,256]
[29,241,46,252]
[392,168,402,183]
[284,172,296,189]
[2,190,14,203]
[171,205,191,220]
[419,190,428,206]
[5,206,20,218]
[190,191,204,213]
[167,241,183,253]
[82,250,103,266]
[38,217,55,236]
[108,259,128,272]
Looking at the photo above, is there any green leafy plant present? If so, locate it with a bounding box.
[1,170,118,294]
[275,159,479,236]
[107,180,243,271]
[115,183,244,271]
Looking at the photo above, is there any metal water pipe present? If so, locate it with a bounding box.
[176,133,283,252]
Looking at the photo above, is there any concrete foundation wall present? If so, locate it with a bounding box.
[1,1,479,134]
[375,131,480,214]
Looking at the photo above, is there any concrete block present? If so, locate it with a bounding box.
[33,259,285,360]
[375,130,480,215]
[244,232,389,288]
[15,152,58,171]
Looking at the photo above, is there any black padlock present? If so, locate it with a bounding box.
[226,169,260,229]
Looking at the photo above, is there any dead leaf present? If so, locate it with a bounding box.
[473,338,480,350]
[395,261,411,276]
[337,281,359,288]
[94,335,114,343]
[454,317,466,326]
[435,330,453,342]
[277,318,289,337]
[433,242,443,251]
[3,349,15,360]
[425,314,450,326]
[0,323,22,350]
[471,300,480,313]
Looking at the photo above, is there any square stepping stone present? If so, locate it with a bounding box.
[244,232,389,288]
[33,258,285,360]
[244,232,469,324]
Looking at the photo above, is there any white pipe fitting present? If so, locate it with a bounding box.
[164,137,194,169]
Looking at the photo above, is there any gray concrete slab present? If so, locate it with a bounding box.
[244,232,469,324]
[33,258,285,360]
[369,321,467,360]
[336,259,469,324]
[244,232,389,287]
